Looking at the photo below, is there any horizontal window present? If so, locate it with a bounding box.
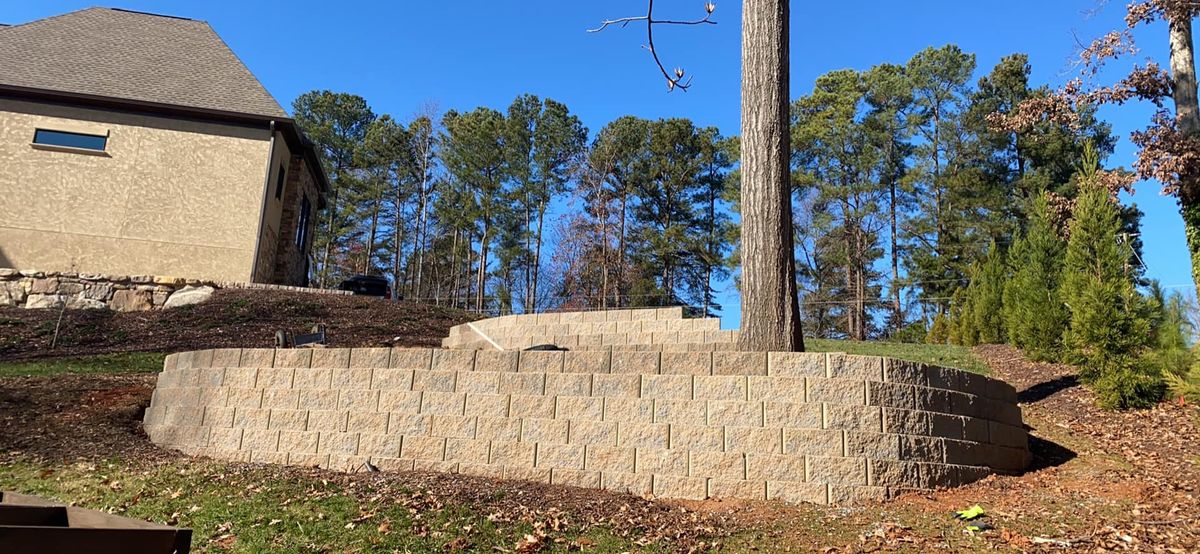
[33,129,108,151]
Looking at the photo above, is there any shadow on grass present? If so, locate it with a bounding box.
[1026,433,1077,472]
[1018,374,1079,404]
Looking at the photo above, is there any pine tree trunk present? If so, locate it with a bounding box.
[1171,16,1200,297]
[737,0,804,352]
[477,222,490,313]
[618,193,628,307]
[890,177,901,331]
[533,203,546,312]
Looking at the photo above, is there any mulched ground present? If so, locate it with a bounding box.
[2,342,1199,551]
[0,289,475,362]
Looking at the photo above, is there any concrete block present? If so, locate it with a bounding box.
[899,436,945,463]
[288,452,330,468]
[824,405,883,432]
[827,354,884,381]
[883,359,928,386]
[642,375,692,399]
[293,368,333,390]
[653,399,706,425]
[459,463,504,479]
[602,333,628,346]
[783,428,843,457]
[584,445,634,472]
[198,367,225,387]
[690,451,746,480]
[950,392,983,419]
[653,474,706,500]
[388,349,433,371]
[867,459,920,488]
[568,420,617,446]
[268,409,308,431]
[989,422,1028,448]
[348,412,388,435]
[913,387,953,414]
[930,414,966,439]
[432,349,475,372]
[709,479,766,500]
[807,456,867,486]
[602,472,653,495]
[192,350,215,369]
[504,466,551,483]
[223,367,258,388]
[499,373,545,396]
[411,460,458,473]
[510,395,555,419]
[829,485,887,503]
[474,351,518,373]
[746,453,805,481]
[338,389,379,412]
[958,371,989,397]
[923,364,961,391]
[593,374,641,398]
[602,397,654,423]
[695,375,748,401]
[318,432,359,455]
[563,351,609,374]
[963,417,989,443]
[350,348,391,368]
[767,481,827,504]
[431,415,477,438]
[944,439,985,466]
[198,387,228,407]
[203,406,235,428]
[713,351,766,376]
[557,396,604,420]
[546,373,592,396]
[358,434,401,458]
[413,370,457,392]
[765,402,822,429]
[310,349,351,369]
[523,418,569,443]
[749,376,807,402]
[867,381,917,409]
[490,441,535,467]
[476,417,522,442]
[456,371,500,394]
[208,427,244,450]
[670,425,724,451]
[537,443,584,470]
[273,349,312,368]
[882,408,930,436]
[708,401,763,427]
[618,422,670,450]
[232,408,270,429]
[611,351,660,375]
[371,368,415,391]
[464,394,510,417]
[379,390,422,413]
[261,389,298,410]
[917,463,958,489]
[420,392,465,415]
[388,413,431,436]
[726,427,782,454]
[250,451,289,465]
[306,411,347,432]
[445,438,490,464]
[552,468,601,488]
[372,457,414,471]
[242,429,280,452]
[845,431,900,459]
[400,436,446,461]
[239,349,275,368]
[519,350,564,373]
[256,368,294,389]
[807,378,867,405]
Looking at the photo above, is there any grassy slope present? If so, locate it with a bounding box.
[807,339,989,374]
[0,352,165,378]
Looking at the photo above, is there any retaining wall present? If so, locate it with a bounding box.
[443,308,739,351]
[144,347,1029,504]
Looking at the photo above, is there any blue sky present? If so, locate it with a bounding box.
[6,1,1191,328]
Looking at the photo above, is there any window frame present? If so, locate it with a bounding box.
[274,163,287,200]
[296,194,311,251]
[31,128,110,155]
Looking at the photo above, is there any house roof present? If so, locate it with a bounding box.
[0,7,287,118]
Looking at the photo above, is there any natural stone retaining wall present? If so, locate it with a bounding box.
[0,268,350,311]
[144,347,1029,504]
[444,308,739,351]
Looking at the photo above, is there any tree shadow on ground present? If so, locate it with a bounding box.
[1026,433,1077,472]
[1018,374,1079,404]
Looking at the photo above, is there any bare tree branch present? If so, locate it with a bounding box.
[589,1,717,92]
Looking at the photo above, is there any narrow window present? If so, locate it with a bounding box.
[274,163,287,200]
[296,194,311,250]
[33,129,108,151]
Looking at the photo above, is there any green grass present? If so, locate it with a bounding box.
[0,458,647,553]
[0,352,165,378]
[807,339,989,374]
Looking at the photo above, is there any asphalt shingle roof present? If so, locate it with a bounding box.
[0,8,288,118]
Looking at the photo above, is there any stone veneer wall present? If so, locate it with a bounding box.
[0,268,350,311]
[144,347,1029,504]
[443,307,739,351]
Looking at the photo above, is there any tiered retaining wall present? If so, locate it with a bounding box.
[443,308,739,351]
[0,268,349,311]
[144,347,1029,504]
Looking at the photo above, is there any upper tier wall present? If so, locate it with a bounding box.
[442,308,737,351]
[144,347,1029,504]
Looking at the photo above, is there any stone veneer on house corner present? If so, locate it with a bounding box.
[144,308,1030,505]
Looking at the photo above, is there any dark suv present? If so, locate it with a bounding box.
[337,275,392,298]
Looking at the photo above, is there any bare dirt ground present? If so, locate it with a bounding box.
[1,343,1198,551]
[0,289,475,361]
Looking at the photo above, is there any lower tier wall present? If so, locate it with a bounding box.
[143,348,1029,504]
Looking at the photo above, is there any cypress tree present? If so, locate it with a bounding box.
[1060,185,1164,409]
[1003,194,1068,361]
[972,242,1007,344]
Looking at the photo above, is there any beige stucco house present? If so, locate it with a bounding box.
[0,8,329,286]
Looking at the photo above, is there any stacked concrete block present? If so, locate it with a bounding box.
[144,347,1029,504]
[441,308,736,351]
